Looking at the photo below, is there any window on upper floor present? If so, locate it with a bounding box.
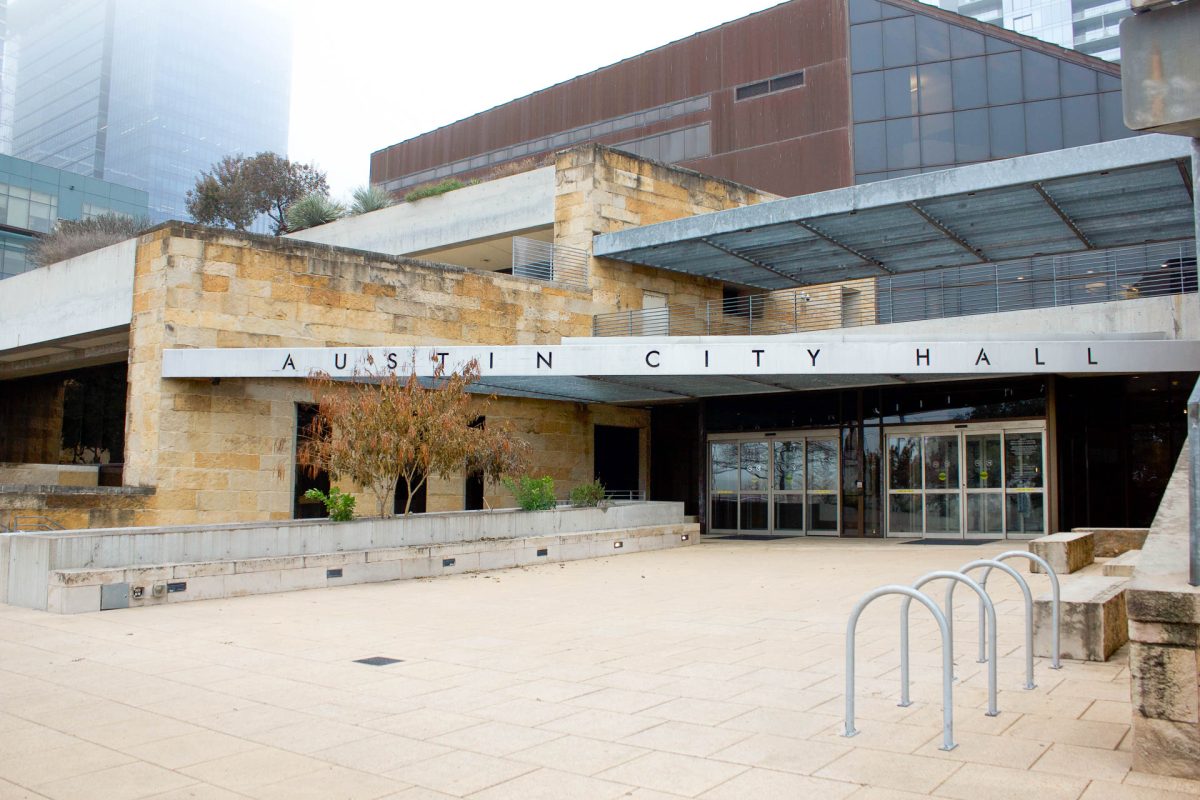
[735,70,806,101]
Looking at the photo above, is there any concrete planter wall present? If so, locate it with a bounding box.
[2,502,688,611]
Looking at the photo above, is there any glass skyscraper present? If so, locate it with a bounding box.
[930,0,1128,62]
[0,152,148,279]
[10,0,291,223]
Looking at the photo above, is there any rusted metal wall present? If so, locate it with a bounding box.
[370,0,854,198]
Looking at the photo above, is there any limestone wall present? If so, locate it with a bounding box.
[0,486,154,530]
[122,224,646,526]
[1125,447,1200,780]
[554,145,780,315]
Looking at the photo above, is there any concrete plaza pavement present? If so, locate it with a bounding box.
[1,538,1198,799]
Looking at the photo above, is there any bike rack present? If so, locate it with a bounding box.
[953,558,1036,690]
[899,571,998,716]
[845,584,957,751]
[975,551,1061,670]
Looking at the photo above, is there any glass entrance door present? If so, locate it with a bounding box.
[708,433,839,536]
[923,434,961,537]
[965,434,1003,537]
[806,437,840,535]
[886,425,1046,538]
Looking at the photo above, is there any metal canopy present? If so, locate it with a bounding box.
[593,136,1197,290]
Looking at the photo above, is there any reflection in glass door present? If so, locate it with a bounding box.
[886,425,1046,538]
[740,441,769,530]
[806,438,840,535]
[772,440,805,533]
[708,433,839,535]
[887,434,923,535]
[965,434,1003,537]
[1005,431,1045,535]
[923,435,960,537]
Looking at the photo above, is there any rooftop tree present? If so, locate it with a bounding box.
[299,354,530,517]
[185,151,329,235]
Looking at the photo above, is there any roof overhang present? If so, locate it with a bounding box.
[162,335,1200,405]
[592,136,1197,290]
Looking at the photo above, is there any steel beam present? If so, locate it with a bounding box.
[794,220,894,274]
[1033,182,1096,249]
[907,202,989,262]
[699,237,802,287]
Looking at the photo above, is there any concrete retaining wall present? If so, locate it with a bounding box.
[2,502,688,611]
[43,522,696,613]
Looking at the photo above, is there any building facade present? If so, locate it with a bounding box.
[0,152,147,280]
[371,0,1130,199]
[932,0,1128,63]
[9,0,291,223]
[1,138,1195,541]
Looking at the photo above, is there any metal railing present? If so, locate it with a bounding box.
[0,513,64,532]
[592,239,1196,337]
[512,237,589,290]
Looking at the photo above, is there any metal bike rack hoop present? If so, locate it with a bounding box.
[899,570,999,716]
[845,584,957,751]
[977,550,1061,670]
[953,558,1037,690]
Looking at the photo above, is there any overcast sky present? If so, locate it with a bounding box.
[284,1,783,199]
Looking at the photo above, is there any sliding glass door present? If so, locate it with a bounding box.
[709,432,840,535]
[886,424,1046,539]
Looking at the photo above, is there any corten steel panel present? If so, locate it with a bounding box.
[370,0,854,191]
[682,130,854,198]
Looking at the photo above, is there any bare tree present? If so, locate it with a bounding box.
[299,355,529,517]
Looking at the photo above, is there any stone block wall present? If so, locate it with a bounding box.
[553,144,877,333]
[554,145,780,315]
[122,224,647,527]
[0,486,154,530]
[1126,449,1200,780]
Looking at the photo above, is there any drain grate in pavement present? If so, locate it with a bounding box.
[353,656,404,666]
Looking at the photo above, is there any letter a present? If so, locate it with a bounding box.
[975,348,991,366]
[281,354,295,370]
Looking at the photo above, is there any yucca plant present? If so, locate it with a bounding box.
[285,193,345,232]
[350,184,395,215]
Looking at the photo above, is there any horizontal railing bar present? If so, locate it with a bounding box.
[592,240,1195,337]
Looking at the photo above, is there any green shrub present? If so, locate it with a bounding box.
[285,193,345,232]
[503,475,557,511]
[349,184,395,215]
[303,487,356,521]
[569,480,606,508]
[404,178,464,202]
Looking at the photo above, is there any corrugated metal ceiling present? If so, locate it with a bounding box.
[593,136,1195,290]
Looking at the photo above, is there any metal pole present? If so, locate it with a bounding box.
[1191,138,1200,588]
[1190,379,1200,587]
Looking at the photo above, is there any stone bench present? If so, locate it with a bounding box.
[1034,575,1128,662]
[1103,550,1142,578]
[1082,527,1149,558]
[1030,530,1095,575]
